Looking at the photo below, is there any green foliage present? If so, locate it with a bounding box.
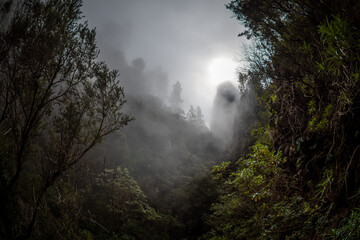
[204,1,360,240]
[313,15,360,124]
[0,0,131,238]
[262,196,335,239]
[203,128,287,239]
[212,161,231,180]
[2,0,360,239]
[318,15,353,74]
[329,208,360,239]
[315,169,334,199]
[74,166,165,240]
[95,167,159,224]
[232,128,284,201]
[306,94,333,133]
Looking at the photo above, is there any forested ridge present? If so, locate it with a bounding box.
[1,0,360,239]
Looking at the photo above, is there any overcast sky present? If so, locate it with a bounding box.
[82,0,245,125]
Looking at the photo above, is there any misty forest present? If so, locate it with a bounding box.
[1,0,360,239]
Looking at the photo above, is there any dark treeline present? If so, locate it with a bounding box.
[202,0,360,239]
[1,0,360,239]
[0,1,222,239]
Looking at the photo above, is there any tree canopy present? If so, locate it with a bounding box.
[201,0,360,239]
[0,0,131,238]
[2,0,360,239]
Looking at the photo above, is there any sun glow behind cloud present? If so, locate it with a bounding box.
[83,0,242,126]
[191,57,238,127]
[208,57,238,87]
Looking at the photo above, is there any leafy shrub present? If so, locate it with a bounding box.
[329,208,360,240]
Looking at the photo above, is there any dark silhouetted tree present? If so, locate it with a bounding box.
[0,0,132,239]
[202,0,360,239]
[168,81,184,114]
[186,105,197,123]
[187,105,206,131]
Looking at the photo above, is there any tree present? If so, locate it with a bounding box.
[186,105,197,124]
[168,81,184,114]
[186,105,206,130]
[86,167,160,238]
[201,0,360,239]
[0,0,132,239]
[195,106,205,126]
[227,0,360,200]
